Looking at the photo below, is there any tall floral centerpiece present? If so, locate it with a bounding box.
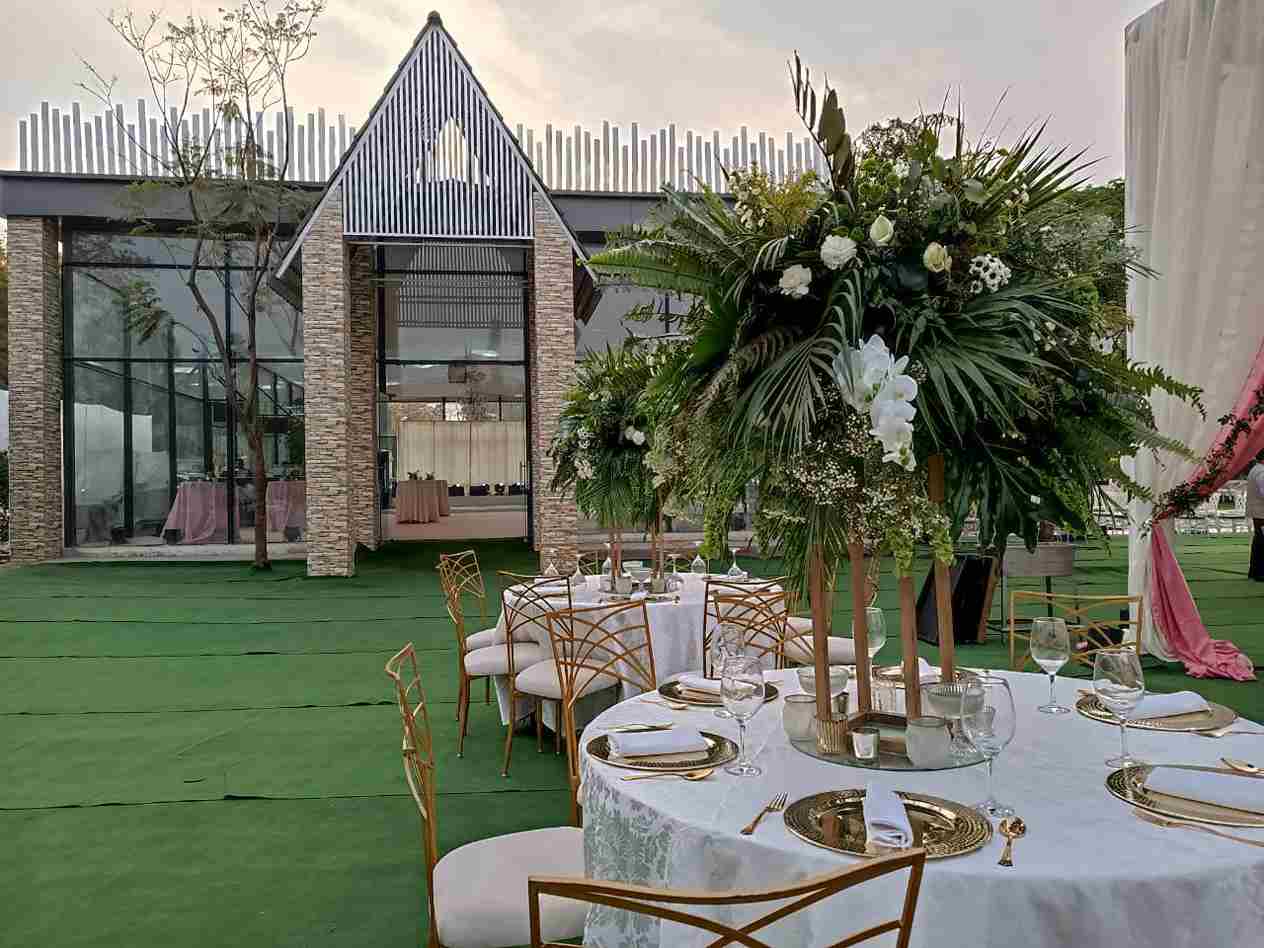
[593,57,1196,727]
[549,342,658,576]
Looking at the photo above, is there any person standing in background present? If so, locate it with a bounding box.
[1248,454,1264,581]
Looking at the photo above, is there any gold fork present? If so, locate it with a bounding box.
[740,792,789,835]
[1134,809,1264,848]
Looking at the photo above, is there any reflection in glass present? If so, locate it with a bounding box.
[71,267,228,359]
[130,363,173,536]
[72,362,125,545]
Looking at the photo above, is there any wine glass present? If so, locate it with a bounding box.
[726,545,743,578]
[1031,617,1071,714]
[543,547,559,577]
[1094,648,1145,767]
[722,655,765,777]
[924,681,973,760]
[712,623,746,718]
[691,543,707,575]
[601,542,613,577]
[850,606,886,668]
[960,676,1017,818]
[667,554,681,591]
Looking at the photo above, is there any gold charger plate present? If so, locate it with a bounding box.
[658,680,780,708]
[1106,765,1264,828]
[1076,694,1236,733]
[587,730,738,772]
[600,593,676,604]
[784,789,993,859]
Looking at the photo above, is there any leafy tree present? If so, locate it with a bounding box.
[82,2,322,567]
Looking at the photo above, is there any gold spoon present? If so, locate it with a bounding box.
[643,697,690,711]
[997,816,1027,867]
[621,768,715,782]
[1221,757,1263,776]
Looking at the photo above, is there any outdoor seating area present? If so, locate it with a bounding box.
[3,535,1261,947]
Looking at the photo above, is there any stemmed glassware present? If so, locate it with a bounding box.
[542,547,559,577]
[1094,647,1145,767]
[721,655,765,777]
[601,542,613,580]
[849,606,886,669]
[726,545,743,578]
[1032,617,1071,714]
[667,554,681,591]
[924,681,974,761]
[712,623,746,718]
[960,676,1017,818]
[691,542,707,575]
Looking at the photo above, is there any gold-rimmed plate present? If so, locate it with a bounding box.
[1076,694,1236,733]
[658,680,780,708]
[783,789,993,859]
[1107,764,1264,828]
[586,730,738,772]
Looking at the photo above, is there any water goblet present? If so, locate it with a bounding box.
[722,656,765,776]
[1032,617,1072,714]
[691,543,707,575]
[924,681,974,760]
[726,545,743,578]
[601,542,613,581]
[543,547,559,577]
[961,676,1017,818]
[1094,647,1145,767]
[667,554,681,592]
[712,623,746,718]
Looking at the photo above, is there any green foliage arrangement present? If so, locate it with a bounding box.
[590,55,1196,596]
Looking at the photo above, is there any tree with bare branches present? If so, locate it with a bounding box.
[81,1,323,568]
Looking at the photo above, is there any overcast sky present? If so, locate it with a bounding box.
[1,0,1161,182]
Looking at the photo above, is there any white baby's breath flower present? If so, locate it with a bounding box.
[778,264,812,298]
[820,234,858,271]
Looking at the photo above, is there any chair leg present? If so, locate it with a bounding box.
[536,697,544,753]
[484,677,490,704]
[502,686,516,777]
[455,673,465,722]
[457,677,471,758]
[554,700,562,755]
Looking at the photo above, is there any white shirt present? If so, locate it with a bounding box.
[1248,463,1264,519]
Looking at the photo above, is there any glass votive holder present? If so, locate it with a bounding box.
[851,726,880,761]
[782,695,817,742]
[615,575,633,595]
[905,715,953,768]
[815,712,850,756]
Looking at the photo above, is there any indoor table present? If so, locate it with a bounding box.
[162,481,229,544]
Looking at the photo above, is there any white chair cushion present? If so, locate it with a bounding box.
[433,826,586,948]
[463,642,546,677]
[515,659,619,701]
[787,615,813,635]
[784,634,857,666]
[465,627,498,650]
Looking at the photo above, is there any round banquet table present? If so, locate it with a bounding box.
[579,668,1264,948]
[490,574,778,726]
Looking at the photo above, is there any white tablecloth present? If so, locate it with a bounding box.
[580,669,1264,948]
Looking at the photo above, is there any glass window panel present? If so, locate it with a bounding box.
[68,233,238,268]
[231,274,303,358]
[382,270,526,362]
[130,363,173,535]
[70,267,228,359]
[576,284,669,355]
[72,361,125,544]
[384,363,525,403]
[173,363,211,480]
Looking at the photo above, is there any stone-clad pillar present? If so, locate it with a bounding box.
[301,185,356,576]
[348,245,380,550]
[528,195,579,566]
[7,217,64,563]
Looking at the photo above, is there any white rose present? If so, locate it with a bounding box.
[623,425,636,441]
[820,234,858,271]
[631,429,646,446]
[778,264,812,298]
[923,242,951,273]
[869,214,895,247]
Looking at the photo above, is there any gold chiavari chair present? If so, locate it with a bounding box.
[707,591,791,674]
[439,549,490,632]
[1008,591,1144,672]
[546,600,658,826]
[385,644,586,948]
[701,576,785,676]
[573,549,604,575]
[528,847,927,948]
[499,571,575,771]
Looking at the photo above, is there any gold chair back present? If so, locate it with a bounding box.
[528,847,927,948]
[499,571,575,674]
[546,600,658,823]
[709,591,790,673]
[439,548,488,626]
[438,560,477,659]
[702,576,785,670]
[384,643,442,947]
[573,549,604,575]
[1008,591,1144,672]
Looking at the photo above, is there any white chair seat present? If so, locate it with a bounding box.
[784,634,856,666]
[463,642,546,677]
[433,826,586,948]
[515,659,619,700]
[787,615,813,635]
[465,627,498,650]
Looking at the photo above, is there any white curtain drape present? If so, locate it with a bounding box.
[396,420,526,486]
[1125,0,1264,657]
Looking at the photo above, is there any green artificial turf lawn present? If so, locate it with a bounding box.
[1,534,1260,947]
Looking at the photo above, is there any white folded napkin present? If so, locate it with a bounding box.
[1131,691,1211,720]
[608,729,710,758]
[863,782,913,850]
[676,674,722,695]
[1144,769,1264,816]
[916,657,939,684]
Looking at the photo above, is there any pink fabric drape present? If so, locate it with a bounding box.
[1149,342,1264,681]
